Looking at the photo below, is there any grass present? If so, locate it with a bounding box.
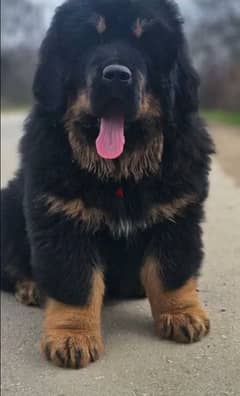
[202,110,240,126]
[1,106,29,114]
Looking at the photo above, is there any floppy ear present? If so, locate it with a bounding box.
[174,43,200,115]
[33,26,66,113]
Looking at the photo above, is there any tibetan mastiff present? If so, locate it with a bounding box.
[1,0,214,369]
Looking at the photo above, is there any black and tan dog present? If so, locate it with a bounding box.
[1,0,214,369]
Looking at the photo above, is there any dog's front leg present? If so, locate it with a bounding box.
[41,271,104,369]
[28,194,105,368]
[141,214,210,343]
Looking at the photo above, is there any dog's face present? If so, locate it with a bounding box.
[82,2,181,120]
[34,0,199,160]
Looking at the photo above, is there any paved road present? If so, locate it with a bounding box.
[1,113,240,396]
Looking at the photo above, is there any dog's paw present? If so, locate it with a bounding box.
[41,330,104,369]
[156,307,210,343]
[15,280,43,306]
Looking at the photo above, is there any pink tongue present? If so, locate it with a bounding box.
[96,115,125,159]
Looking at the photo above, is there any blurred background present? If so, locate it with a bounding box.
[1,0,240,121]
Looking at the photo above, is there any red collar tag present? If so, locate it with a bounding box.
[116,186,124,198]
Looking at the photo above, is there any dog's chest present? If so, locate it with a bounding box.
[101,186,151,238]
[109,215,149,239]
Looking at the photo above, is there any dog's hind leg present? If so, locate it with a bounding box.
[1,175,42,306]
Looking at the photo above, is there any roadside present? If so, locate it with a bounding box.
[202,110,240,127]
[209,123,240,186]
[1,112,25,187]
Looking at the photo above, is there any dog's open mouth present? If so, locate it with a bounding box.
[96,100,125,160]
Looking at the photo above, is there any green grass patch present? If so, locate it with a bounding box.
[202,110,240,126]
[1,106,29,114]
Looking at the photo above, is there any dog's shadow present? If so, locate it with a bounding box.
[102,299,155,339]
[1,292,156,351]
[1,292,158,372]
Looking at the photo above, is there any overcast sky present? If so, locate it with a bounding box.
[32,0,192,11]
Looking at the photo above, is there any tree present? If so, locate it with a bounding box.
[1,0,44,50]
[192,0,240,65]
[1,0,44,107]
[189,0,240,110]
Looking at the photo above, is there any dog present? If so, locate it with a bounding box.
[1,0,214,369]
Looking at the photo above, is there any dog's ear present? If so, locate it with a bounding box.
[174,43,200,115]
[33,25,66,113]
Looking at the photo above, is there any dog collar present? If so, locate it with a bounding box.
[116,186,124,198]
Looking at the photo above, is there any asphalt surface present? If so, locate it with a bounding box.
[1,113,240,396]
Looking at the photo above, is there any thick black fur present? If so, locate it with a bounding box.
[1,0,214,305]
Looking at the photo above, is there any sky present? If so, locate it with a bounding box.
[32,0,191,10]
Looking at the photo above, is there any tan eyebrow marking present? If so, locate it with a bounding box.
[133,18,147,38]
[96,15,106,34]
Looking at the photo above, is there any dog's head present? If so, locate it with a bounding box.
[34,0,199,160]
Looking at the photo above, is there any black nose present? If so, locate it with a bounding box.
[102,64,132,84]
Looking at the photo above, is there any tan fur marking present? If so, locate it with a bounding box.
[65,86,162,181]
[43,192,195,235]
[67,130,164,181]
[69,131,116,180]
[137,72,161,119]
[138,94,161,119]
[133,18,147,38]
[96,15,106,34]
[66,91,91,120]
[141,259,210,343]
[65,92,116,180]
[46,195,104,232]
[15,280,42,306]
[119,135,164,179]
[149,195,197,223]
[40,271,105,368]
